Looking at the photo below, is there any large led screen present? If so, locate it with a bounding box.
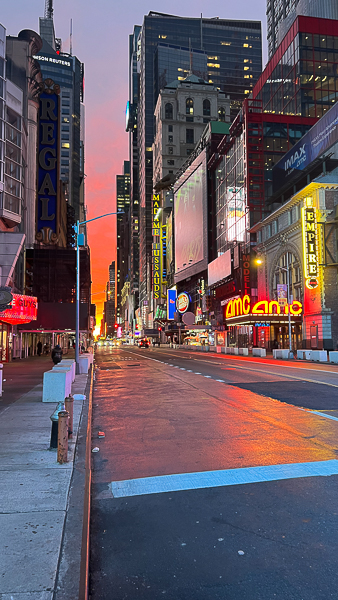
[174,159,206,281]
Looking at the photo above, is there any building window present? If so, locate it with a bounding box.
[62,142,70,149]
[168,125,173,132]
[218,107,226,122]
[186,129,194,144]
[186,98,194,121]
[203,99,211,116]
[165,103,173,119]
[168,135,173,143]
[168,147,173,154]
[167,159,174,165]
[186,148,193,156]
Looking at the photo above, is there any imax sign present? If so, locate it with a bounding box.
[284,144,307,173]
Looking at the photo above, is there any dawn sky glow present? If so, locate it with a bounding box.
[2,0,267,322]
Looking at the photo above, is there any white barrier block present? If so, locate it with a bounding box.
[311,350,328,362]
[329,351,338,364]
[78,355,90,374]
[239,348,249,356]
[216,346,222,354]
[43,370,68,403]
[52,366,72,396]
[252,348,266,357]
[273,349,290,359]
[60,359,76,382]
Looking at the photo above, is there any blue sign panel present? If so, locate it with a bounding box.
[273,101,338,192]
[167,288,177,320]
[37,85,59,239]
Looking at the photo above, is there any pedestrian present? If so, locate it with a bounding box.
[37,341,42,356]
[51,344,63,365]
[272,339,278,350]
[81,343,86,353]
[43,343,49,355]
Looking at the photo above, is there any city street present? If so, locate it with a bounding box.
[90,346,338,600]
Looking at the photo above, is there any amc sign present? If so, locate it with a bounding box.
[226,295,302,319]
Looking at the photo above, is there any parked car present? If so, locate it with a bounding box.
[139,339,150,348]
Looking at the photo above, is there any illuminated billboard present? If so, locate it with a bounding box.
[174,151,208,282]
[208,250,231,287]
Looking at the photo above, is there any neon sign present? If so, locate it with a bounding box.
[302,198,319,289]
[0,294,38,325]
[225,295,302,319]
[152,194,161,300]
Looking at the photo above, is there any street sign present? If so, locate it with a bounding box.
[277,284,287,307]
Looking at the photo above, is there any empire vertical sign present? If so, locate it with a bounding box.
[302,198,319,289]
[152,194,161,299]
[36,79,60,244]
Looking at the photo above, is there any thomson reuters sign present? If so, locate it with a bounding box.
[225,295,302,319]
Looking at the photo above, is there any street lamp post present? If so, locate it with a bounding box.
[74,212,120,373]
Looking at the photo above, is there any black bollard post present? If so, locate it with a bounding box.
[49,400,66,449]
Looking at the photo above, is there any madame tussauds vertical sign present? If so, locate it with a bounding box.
[36,79,60,244]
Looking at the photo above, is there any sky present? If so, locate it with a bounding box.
[2,0,267,324]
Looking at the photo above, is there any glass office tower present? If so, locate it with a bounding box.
[134,12,262,321]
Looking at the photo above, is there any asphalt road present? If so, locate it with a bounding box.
[89,347,338,600]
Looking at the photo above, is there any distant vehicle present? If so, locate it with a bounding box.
[139,338,150,348]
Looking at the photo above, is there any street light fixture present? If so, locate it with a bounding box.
[74,211,120,373]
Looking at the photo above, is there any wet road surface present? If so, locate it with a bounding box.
[90,347,338,599]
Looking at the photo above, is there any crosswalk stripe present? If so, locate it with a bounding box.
[111,459,338,498]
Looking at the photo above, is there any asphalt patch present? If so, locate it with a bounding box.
[228,381,338,410]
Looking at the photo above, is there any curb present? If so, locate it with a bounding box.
[79,363,93,600]
[53,364,93,600]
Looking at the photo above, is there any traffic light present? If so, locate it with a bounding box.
[158,327,162,331]
[114,323,118,329]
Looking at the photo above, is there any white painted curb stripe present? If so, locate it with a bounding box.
[111,459,338,498]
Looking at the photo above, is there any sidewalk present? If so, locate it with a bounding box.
[0,356,92,600]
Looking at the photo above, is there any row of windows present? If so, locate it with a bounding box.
[165,100,227,121]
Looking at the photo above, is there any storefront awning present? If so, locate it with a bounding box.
[0,232,25,286]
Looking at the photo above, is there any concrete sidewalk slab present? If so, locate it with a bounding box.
[0,367,91,600]
[0,511,65,594]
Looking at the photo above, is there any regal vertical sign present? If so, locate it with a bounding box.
[36,79,60,244]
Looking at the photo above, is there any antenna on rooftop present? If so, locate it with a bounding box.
[44,0,53,19]
[70,18,73,55]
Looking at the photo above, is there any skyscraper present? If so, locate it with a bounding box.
[267,0,338,57]
[128,12,262,325]
[116,162,131,324]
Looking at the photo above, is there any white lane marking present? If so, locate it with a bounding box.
[192,358,338,388]
[111,459,338,498]
[191,356,338,377]
[187,370,193,372]
[304,410,338,423]
[195,372,202,375]
[216,379,225,383]
[180,368,186,371]
[204,376,211,378]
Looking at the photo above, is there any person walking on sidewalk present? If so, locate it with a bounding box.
[51,344,63,365]
[37,341,42,356]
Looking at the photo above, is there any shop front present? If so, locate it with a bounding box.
[224,295,303,351]
[0,294,38,361]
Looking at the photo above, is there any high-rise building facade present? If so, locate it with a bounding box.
[116,162,130,324]
[131,12,262,324]
[267,0,338,57]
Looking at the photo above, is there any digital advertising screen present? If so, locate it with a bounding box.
[174,152,207,282]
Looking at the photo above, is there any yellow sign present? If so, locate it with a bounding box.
[302,197,319,289]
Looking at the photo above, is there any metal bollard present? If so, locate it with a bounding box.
[57,410,69,464]
[50,400,66,449]
[65,394,74,437]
